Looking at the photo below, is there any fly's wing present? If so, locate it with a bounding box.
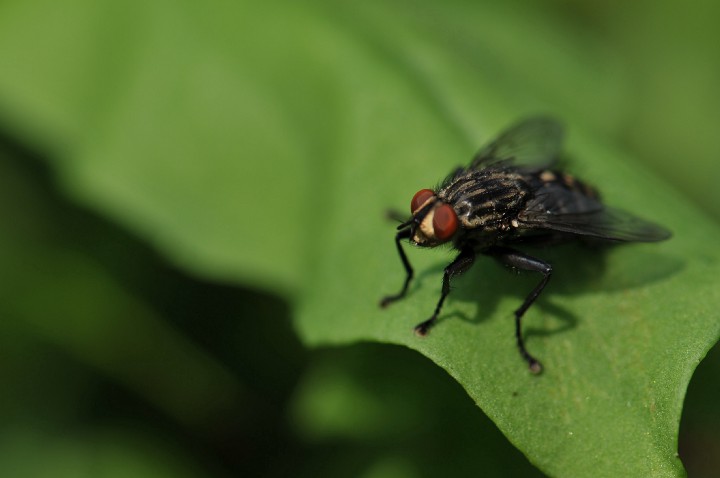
[470,117,564,170]
[519,185,672,242]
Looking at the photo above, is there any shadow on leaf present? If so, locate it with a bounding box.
[407,242,683,342]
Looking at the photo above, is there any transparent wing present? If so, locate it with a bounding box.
[519,187,671,242]
[470,117,564,170]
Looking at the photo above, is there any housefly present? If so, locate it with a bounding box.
[380,117,671,373]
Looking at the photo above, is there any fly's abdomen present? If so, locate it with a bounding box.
[535,169,599,201]
[518,168,602,217]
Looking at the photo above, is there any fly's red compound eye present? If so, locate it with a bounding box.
[411,189,435,213]
[432,204,458,241]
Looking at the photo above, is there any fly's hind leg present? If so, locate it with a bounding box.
[486,246,552,374]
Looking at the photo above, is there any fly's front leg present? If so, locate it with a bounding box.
[380,229,413,308]
[487,246,552,374]
[414,248,476,336]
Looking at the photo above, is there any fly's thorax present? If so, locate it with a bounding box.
[438,170,530,230]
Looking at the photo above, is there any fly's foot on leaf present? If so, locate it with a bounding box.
[528,359,543,375]
[414,317,436,336]
[379,295,398,308]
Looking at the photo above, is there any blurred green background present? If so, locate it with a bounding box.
[0,0,719,477]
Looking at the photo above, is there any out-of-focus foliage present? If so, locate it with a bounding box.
[0,0,719,477]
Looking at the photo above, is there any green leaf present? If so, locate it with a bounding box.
[289,345,545,477]
[0,0,717,476]
[0,150,247,431]
[297,132,716,477]
[0,426,206,478]
[0,0,627,295]
[601,0,720,221]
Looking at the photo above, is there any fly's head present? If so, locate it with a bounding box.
[400,188,459,247]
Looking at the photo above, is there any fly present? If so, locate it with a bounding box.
[380,117,671,374]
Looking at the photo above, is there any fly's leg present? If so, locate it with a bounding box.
[414,248,476,336]
[487,247,552,374]
[380,229,413,308]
